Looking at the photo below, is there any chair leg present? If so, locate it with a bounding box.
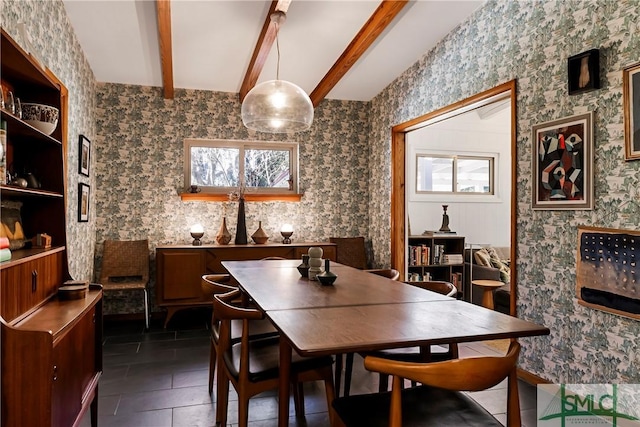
[334,353,343,396]
[208,338,216,394]
[143,288,150,330]
[343,353,354,397]
[292,382,305,416]
[322,366,337,426]
[216,366,229,426]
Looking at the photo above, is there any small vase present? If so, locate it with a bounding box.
[308,247,323,281]
[297,254,310,278]
[235,197,247,245]
[251,221,269,244]
[216,217,232,245]
[317,259,337,286]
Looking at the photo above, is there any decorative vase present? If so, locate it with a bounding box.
[251,221,269,244]
[317,259,337,286]
[235,197,248,244]
[308,246,323,281]
[216,217,232,245]
[297,254,310,278]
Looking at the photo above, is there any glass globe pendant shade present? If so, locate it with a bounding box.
[241,80,314,133]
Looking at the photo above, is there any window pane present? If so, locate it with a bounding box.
[417,156,453,192]
[245,148,291,189]
[456,158,492,193]
[190,146,239,187]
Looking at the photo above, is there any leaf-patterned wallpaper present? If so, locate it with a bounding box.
[1,0,97,282]
[369,0,640,383]
[3,0,639,384]
[94,84,371,314]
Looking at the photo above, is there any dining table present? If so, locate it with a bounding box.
[222,259,550,427]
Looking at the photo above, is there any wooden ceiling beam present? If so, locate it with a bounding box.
[310,0,408,107]
[157,0,174,99]
[239,0,292,102]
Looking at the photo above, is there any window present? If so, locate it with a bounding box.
[416,154,494,194]
[184,139,298,194]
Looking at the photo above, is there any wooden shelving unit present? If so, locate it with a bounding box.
[407,234,465,299]
[0,28,102,427]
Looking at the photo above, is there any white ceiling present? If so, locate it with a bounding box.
[62,0,483,102]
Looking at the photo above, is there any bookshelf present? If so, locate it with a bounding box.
[407,234,465,299]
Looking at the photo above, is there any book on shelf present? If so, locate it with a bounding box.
[409,244,430,265]
[443,254,463,264]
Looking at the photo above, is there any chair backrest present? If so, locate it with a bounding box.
[202,274,237,300]
[365,341,520,392]
[364,341,521,426]
[330,237,367,269]
[405,280,456,297]
[261,256,287,260]
[100,239,149,283]
[366,269,400,281]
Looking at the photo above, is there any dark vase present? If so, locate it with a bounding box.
[317,259,337,286]
[297,254,310,278]
[235,197,248,244]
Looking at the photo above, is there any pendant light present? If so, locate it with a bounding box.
[241,11,314,133]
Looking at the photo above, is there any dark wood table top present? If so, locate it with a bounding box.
[223,260,451,311]
[267,300,550,356]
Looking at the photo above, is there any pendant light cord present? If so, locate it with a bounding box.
[275,20,281,80]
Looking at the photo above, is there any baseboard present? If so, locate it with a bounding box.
[517,368,551,385]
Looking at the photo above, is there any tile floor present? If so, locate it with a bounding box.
[80,308,539,427]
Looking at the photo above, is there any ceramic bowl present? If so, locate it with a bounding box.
[21,103,59,136]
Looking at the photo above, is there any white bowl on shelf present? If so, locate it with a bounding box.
[21,102,59,136]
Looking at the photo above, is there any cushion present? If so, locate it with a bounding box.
[474,248,492,267]
[0,200,27,250]
[486,247,510,283]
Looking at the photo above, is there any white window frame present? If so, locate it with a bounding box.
[415,153,495,195]
[184,139,299,194]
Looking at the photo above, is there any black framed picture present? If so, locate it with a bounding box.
[568,49,600,95]
[79,134,91,176]
[78,183,90,222]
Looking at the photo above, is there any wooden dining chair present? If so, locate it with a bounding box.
[333,341,521,427]
[201,275,278,396]
[365,268,400,280]
[214,289,336,427]
[342,280,459,396]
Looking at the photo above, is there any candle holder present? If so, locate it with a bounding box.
[280,224,293,244]
[190,224,204,246]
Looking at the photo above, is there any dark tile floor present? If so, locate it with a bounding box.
[80,308,539,427]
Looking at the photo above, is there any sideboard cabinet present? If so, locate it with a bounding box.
[1,28,102,427]
[156,243,336,327]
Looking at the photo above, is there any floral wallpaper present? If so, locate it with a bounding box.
[1,0,97,281]
[5,0,639,385]
[369,0,640,383]
[94,85,370,314]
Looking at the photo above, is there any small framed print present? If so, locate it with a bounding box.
[78,183,90,222]
[623,62,640,161]
[78,135,91,176]
[532,112,594,210]
[568,49,600,95]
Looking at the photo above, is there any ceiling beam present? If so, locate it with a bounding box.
[239,0,292,102]
[310,0,408,107]
[157,0,174,99]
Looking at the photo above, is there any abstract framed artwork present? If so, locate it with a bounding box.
[78,183,90,222]
[78,134,91,176]
[623,62,640,161]
[532,112,593,210]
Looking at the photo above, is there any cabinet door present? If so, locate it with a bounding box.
[157,250,204,301]
[52,306,96,427]
[0,252,63,322]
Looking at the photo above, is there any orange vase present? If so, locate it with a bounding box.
[216,217,232,245]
